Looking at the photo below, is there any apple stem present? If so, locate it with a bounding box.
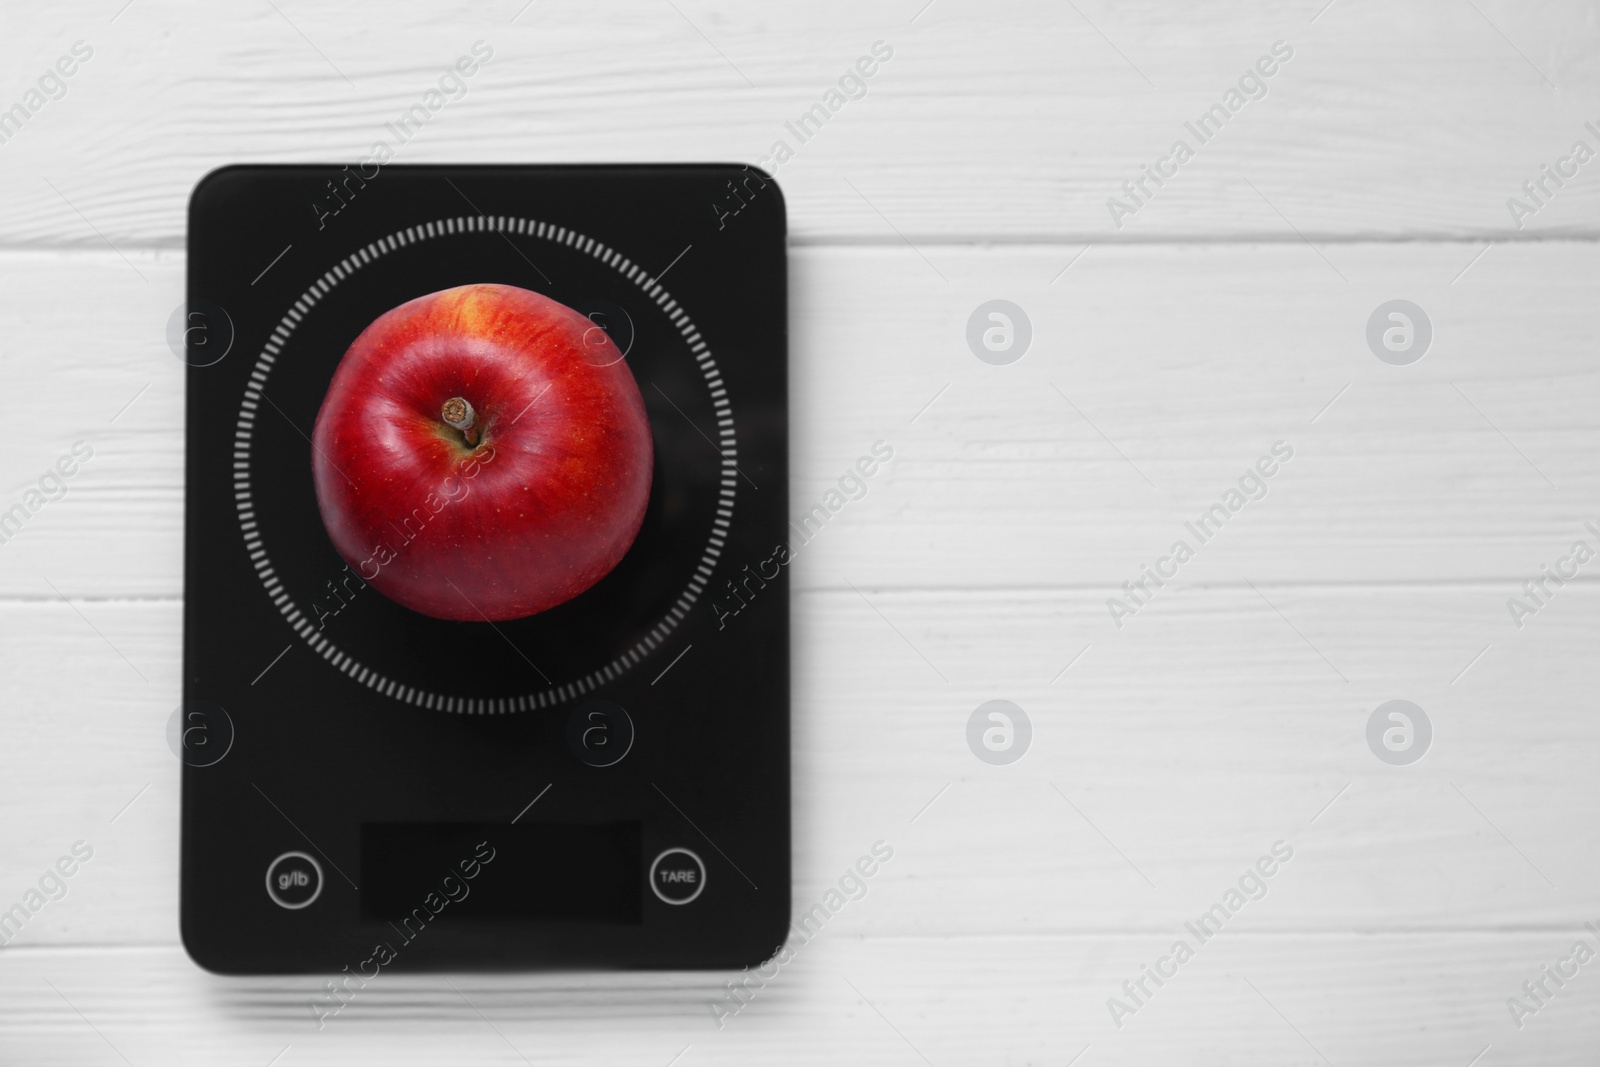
[441,397,480,447]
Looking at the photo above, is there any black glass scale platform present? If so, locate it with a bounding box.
[179,164,788,974]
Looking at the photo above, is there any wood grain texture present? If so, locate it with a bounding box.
[0,582,1595,945]
[1,0,1598,1063]
[0,1,1597,246]
[0,936,1594,1065]
[1,241,1594,596]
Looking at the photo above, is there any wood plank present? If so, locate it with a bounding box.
[0,1,1597,245]
[0,935,1591,1065]
[2,582,1595,948]
[1,241,1595,597]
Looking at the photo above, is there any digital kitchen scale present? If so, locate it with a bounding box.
[179,165,789,974]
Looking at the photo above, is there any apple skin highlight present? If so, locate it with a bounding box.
[311,283,654,622]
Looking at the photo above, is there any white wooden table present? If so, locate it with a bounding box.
[1,1,1597,1063]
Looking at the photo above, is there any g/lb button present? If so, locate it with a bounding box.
[649,847,706,905]
[265,851,323,910]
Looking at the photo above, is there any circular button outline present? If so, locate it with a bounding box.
[265,850,324,910]
[649,847,706,905]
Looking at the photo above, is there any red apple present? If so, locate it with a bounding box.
[310,283,653,621]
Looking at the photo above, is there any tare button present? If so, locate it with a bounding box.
[265,850,323,910]
[649,847,706,905]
